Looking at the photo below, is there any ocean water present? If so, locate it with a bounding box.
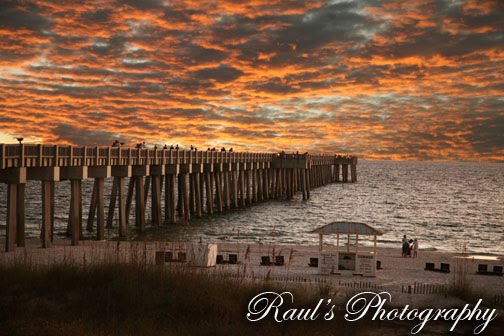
[0,161,503,254]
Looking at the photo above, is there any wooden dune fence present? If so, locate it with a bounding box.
[213,271,330,284]
[402,282,449,294]
[338,280,383,290]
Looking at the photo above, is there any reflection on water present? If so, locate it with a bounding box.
[0,161,503,254]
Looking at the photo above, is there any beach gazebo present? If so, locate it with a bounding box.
[310,221,383,276]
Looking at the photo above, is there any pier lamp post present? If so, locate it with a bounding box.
[16,137,24,144]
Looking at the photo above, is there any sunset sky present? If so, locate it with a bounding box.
[0,0,503,161]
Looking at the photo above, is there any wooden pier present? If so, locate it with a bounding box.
[0,144,357,251]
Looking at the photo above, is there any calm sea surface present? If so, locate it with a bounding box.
[0,161,503,254]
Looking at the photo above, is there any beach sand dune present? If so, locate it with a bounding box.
[2,239,503,304]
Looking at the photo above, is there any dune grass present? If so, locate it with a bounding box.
[0,244,502,336]
[0,260,377,336]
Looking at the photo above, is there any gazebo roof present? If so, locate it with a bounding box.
[310,221,383,236]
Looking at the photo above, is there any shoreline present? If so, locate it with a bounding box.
[0,232,502,256]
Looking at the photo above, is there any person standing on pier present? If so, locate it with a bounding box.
[413,239,419,258]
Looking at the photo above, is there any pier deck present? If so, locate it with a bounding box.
[0,144,357,251]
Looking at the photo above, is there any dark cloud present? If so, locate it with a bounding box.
[248,77,301,94]
[345,65,387,84]
[81,9,113,23]
[465,115,504,154]
[193,65,244,83]
[223,126,280,139]
[0,3,50,32]
[52,123,131,146]
[119,0,164,10]
[181,45,229,64]
[364,1,504,59]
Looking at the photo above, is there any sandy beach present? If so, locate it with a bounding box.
[2,239,503,307]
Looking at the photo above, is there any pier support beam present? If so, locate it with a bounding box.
[342,164,348,183]
[16,183,25,247]
[150,164,165,227]
[69,179,82,246]
[97,178,105,240]
[238,169,246,207]
[183,174,190,220]
[41,181,52,248]
[107,177,118,228]
[5,184,17,252]
[87,180,98,232]
[231,170,238,208]
[215,171,223,212]
[305,170,311,199]
[301,169,307,200]
[87,166,110,239]
[223,171,230,209]
[27,167,60,182]
[205,172,214,214]
[125,177,134,225]
[117,177,126,237]
[151,174,162,226]
[61,166,88,240]
[351,164,357,182]
[134,176,145,231]
[134,176,146,232]
[194,172,202,217]
[165,174,177,223]
[86,177,106,240]
[1,168,27,251]
[107,167,131,230]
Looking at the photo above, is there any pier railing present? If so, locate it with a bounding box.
[0,144,358,169]
[0,144,289,169]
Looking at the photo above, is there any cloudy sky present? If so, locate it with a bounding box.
[0,0,503,161]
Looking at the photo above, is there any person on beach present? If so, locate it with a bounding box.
[413,239,418,258]
[407,239,414,257]
[402,241,409,257]
[401,235,408,257]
